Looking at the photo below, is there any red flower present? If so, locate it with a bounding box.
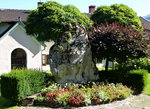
[68,90,84,106]
[91,98,101,105]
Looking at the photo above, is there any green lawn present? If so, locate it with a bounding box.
[143,74,150,95]
[0,94,18,109]
[98,67,112,71]
[0,106,19,109]
[0,96,19,109]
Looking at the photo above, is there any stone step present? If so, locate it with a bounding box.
[22,93,40,106]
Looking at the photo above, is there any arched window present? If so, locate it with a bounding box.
[11,48,26,69]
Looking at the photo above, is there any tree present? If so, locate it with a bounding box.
[91,4,142,30]
[89,23,149,71]
[25,1,92,41]
[25,1,98,83]
[90,4,145,71]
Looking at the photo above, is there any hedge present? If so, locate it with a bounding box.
[0,69,46,103]
[125,69,149,93]
[98,69,149,94]
[98,70,127,83]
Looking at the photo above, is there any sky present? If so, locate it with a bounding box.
[0,0,149,17]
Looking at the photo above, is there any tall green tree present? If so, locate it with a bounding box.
[91,4,142,30]
[25,1,92,41]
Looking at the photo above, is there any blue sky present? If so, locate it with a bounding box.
[0,0,149,16]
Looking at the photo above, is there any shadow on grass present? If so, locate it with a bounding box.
[0,96,18,109]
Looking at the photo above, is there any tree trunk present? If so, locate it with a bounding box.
[112,60,115,70]
[105,58,109,72]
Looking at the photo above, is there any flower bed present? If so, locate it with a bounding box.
[34,82,132,107]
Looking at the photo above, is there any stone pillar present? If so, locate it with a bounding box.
[49,24,99,83]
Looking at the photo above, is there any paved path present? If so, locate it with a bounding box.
[20,94,150,109]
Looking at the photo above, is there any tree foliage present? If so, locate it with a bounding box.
[91,4,142,30]
[89,23,149,65]
[25,1,92,41]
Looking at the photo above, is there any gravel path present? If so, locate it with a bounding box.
[20,94,150,109]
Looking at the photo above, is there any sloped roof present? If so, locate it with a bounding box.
[0,9,29,23]
[140,16,150,30]
[0,9,149,31]
[0,22,16,38]
[0,22,42,47]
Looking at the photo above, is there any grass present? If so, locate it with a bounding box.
[143,74,150,95]
[0,95,19,109]
[98,67,112,71]
[0,106,19,109]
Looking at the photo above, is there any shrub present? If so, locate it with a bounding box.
[125,69,149,93]
[103,83,131,101]
[68,89,84,107]
[34,82,132,107]
[55,90,70,106]
[44,72,55,87]
[90,88,108,104]
[41,83,61,96]
[98,69,149,94]
[98,70,127,83]
[0,69,46,103]
[116,58,150,72]
[81,88,91,105]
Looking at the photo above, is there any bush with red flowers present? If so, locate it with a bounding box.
[34,82,132,107]
[68,89,84,107]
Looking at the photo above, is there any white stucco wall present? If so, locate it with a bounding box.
[42,41,54,71]
[0,23,42,75]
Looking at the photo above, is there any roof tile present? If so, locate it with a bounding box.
[0,9,29,23]
[140,17,150,30]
